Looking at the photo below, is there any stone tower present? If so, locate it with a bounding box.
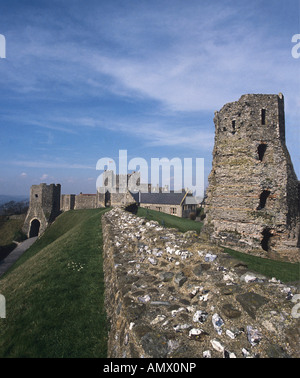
[203,93,300,262]
[23,183,61,238]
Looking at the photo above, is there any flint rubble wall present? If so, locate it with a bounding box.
[102,207,299,358]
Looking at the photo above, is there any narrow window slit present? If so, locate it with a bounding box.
[257,144,267,161]
[261,109,266,125]
[257,190,271,210]
[231,120,236,135]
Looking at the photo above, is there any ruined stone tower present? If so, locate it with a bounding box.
[203,93,300,262]
[23,183,61,238]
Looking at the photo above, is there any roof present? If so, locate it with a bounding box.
[184,196,198,205]
[137,191,187,205]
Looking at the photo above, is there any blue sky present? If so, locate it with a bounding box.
[0,0,299,195]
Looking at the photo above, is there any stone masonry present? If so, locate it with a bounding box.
[60,192,105,211]
[203,93,300,262]
[23,183,61,238]
[102,207,299,358]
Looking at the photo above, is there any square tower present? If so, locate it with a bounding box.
[23,183,61,237]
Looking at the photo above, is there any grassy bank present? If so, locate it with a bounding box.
[0,208,109,358]
[135,207,299,283]
[136,207,203,233]
[224,247,300,283]
[0,216,27,261]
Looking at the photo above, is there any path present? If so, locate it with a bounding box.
[0,237,38,278]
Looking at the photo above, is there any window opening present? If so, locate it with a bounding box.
[257,190,271,210]
[261,109,266,125]
[257,144,267,161]
[261,228,272,251]
[231,120,236,135]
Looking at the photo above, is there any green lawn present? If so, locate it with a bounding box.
[135,207,299,283]
[0,208,109,358]
[1,206,298,358]
[224,247,300,283]
[136,207,203,233]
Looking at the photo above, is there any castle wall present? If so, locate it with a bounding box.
[61,193,106,211]
[203,94,299,262]
[106,191,137,207]
[102,207,299,358]
[74,194,97,210]
[61,194,75,212]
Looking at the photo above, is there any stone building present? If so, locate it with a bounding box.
[23,183,61,237]
[136,191,198,218]
[97,170,141,207]
[203,93,300,262]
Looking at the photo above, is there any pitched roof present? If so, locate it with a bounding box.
[137,191,186,205]
[184,196,198,205]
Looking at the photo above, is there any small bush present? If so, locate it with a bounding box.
[13,230,27,242]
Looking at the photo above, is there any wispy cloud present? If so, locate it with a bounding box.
[31,115,214,151]
[2,1,299,114]
[0,0,299,195]
[5,160,94,170]
[122,122,214,150]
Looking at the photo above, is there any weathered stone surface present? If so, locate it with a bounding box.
[221,303,242,319]
[174,272,187,287]
[158,271,174,282]
[102,207,300,358]
[203,93,300,262]
[236,292,269,319]
[193,263,211,276]
[141,332,169,358]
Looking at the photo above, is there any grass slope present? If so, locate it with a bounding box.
[137,207,203,233]
[0,216,26,261]
[0,208,109,358]
[224,247,299,283]
[135,207,299,283]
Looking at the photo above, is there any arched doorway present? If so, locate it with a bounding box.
[29,219,40,238]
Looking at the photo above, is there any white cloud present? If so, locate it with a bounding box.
[40,174,49,180]
[3,1,298,116]
[5,160,94,170]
